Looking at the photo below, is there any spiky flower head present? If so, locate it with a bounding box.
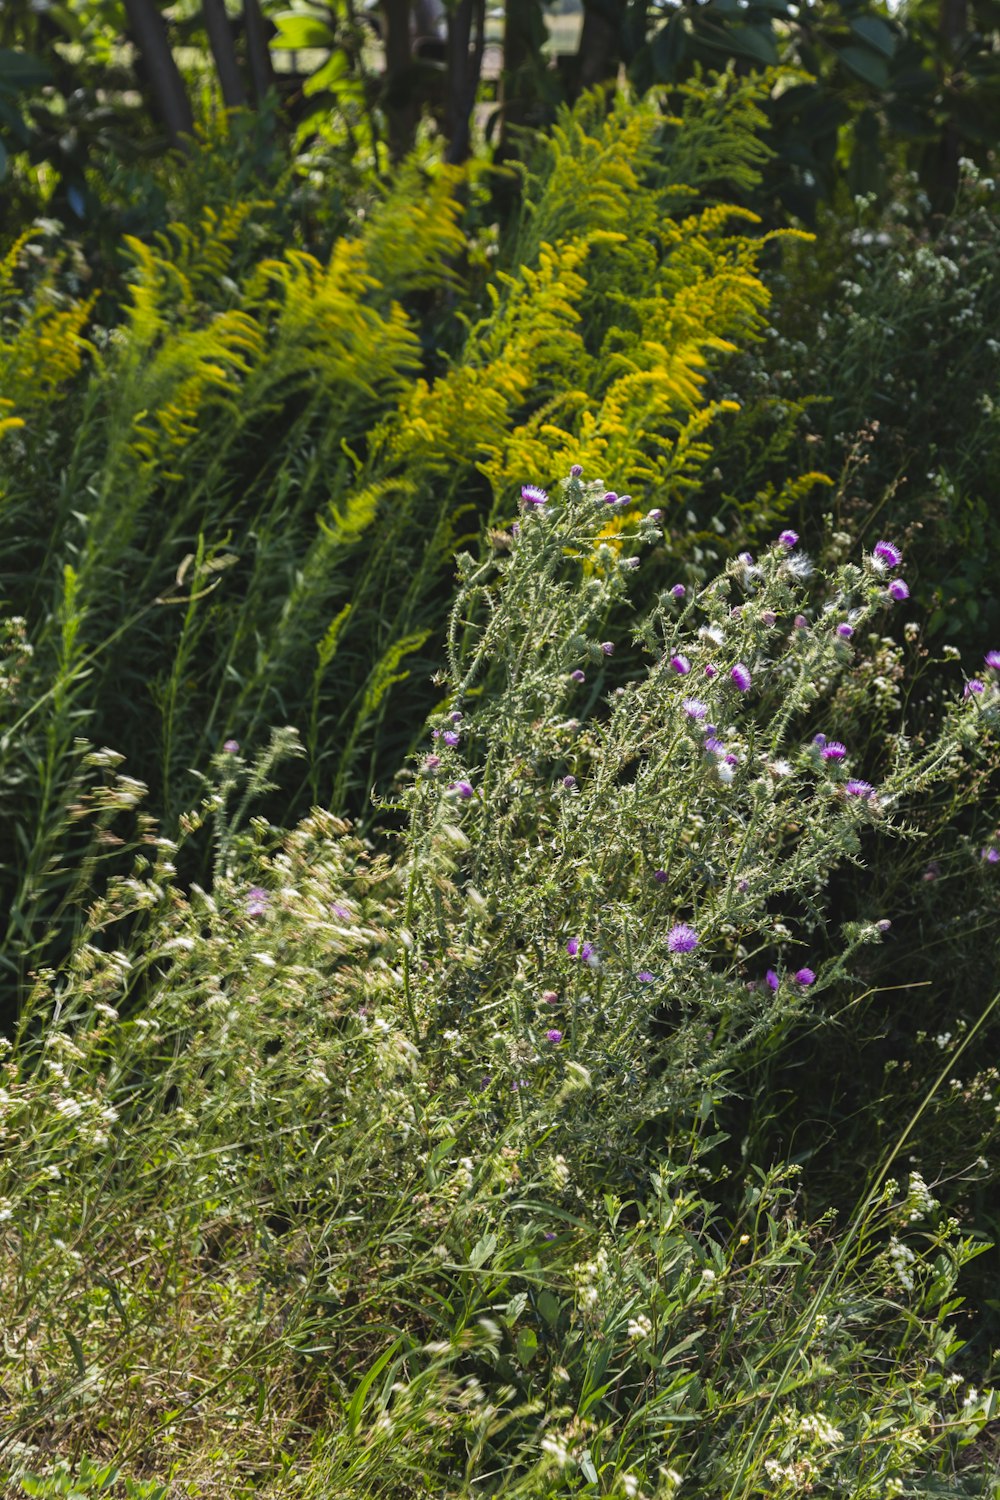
[667,923,699,954]
[521,484,548,507]
[246,887,270,918]
[873,539,902,570]
[731,663,752,692]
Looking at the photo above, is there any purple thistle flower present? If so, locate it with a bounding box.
[845,779,874,798]
[813,733,827,747]
[646,508,663,522]
[246,887,270,918]
[570,463,583,477]
[671,584,687,598]
[765,969,779,992]
[442,730,460,747]
[546,1029,563,1044]
[779,529,799,549]
[603,491,618,505]
[667,923,698,954]
[683,698,708,719]
[623,557,641,571]
[223,738,240,753]
[794,967,816,986]
[888,579,910,602]
[704,737,725,755]
[601,641,615,655]
[425,754,441,769]
[821,741,847,760]
[451,780,474,799]
[794,614,808,630]
[985,651,1000,671]
[762,611,776,626]
[836,624,853,639]
[450,710,463,723]
[331,902,352,919]
[562,775,577,789]
[566,939,599,966]
[982,847,1000,865]
[570,669,586,683]
[873,539,902,570]
[670,654,691,676]
[965,680,985,698]
[738,551,754,566]
[521,484,548,507]
[653,869,668,883]
[637,970,655,983]
[731,663,752,692]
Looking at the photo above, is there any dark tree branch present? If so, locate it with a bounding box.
[202,0,246,107]
[444,0,486,164]
[382,0,417,161]
[124,0,194,144]
[575,0,621,94]
[243,0,275,104]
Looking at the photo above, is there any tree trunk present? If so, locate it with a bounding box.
[382,0,417,162]
[444,0,486,164]
[932,0,968,207]
[499,0,546,153]
[243,0,275,104]
[124,0,194,144]
[575,0,622,95]
[202,0,246,107]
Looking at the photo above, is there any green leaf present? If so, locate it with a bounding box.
[838,44,890,89]
[724,23,779,65]
[650,18,686,80]
[537,1289,561,1326]
[515,1326,538,1364]
[469,1231,497,1269]
[65,1328,86,1378]
[270,11,335,49]
[849,15,896,57]
[347,1339,403,1436]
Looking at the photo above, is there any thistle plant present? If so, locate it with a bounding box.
[2,470,998,1495]
[399,470,999,1164]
